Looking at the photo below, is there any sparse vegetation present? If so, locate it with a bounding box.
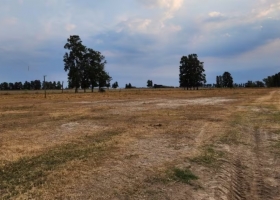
[190,146,225,167]
[0,88,279,199]
[0,130,121,199]
[172,168,198,184]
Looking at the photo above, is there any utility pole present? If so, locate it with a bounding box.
[62,81,64,93]
[44,75,47,98]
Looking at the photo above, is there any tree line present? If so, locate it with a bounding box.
[177,54,270,89]
[0,45,279,91]
[263,72,280,87]
[0,80,63,90]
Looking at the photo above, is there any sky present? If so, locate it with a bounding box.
[0,0,279,87]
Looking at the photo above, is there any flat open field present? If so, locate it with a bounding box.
[0,88,280,199]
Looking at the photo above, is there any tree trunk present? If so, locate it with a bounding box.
[75,87,78,93]
[84,88,86,93]
[91,86,94,93]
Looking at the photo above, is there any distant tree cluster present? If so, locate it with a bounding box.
[147,80,153,88]
[244,80,265,87]
[125,83,136,89]
[154,84,174,88]
[64,35,112,93]
[216,72,233,88]
[263,72,280,87]
[0,80,64,90]
[179,54,206,90]
[112,81,119,89]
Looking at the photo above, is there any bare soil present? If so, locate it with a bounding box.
[0,89,279,199]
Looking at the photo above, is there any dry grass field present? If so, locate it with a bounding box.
[0,88,280,199]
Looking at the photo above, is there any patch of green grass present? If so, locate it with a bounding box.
[0,130,121,199]
[190,146,224,167]
[172,168,198,184]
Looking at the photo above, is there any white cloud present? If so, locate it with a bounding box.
[116,0,183,36]
[138,0,183,10]
[65,24,76,31]
[137,0,183,20]
[253,1,280,19]
[209,12,224,18]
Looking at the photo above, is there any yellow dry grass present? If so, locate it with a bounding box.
[0,88,279,199]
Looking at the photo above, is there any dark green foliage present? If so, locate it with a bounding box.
[172,168,198,184]
[216,76,223,88]
[215,72,233,88]
[23,81,31,90]
[190,147,225,167]
[263,72,280,87]
[56,81,62,89]
[63,35,86,92]
[245,80,265,87]
[222,72,233,88]
[147,80,153,87]
[0,80,41,90]
[153,84,174,88]
[112,81,119,89]
[125,83,135,89]
[63,35,111,93]
[0,82,9,90]
[179,54,206,90]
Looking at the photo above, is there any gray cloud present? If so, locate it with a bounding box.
[0,0,280,86]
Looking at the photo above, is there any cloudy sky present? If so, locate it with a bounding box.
[0,0,279,87]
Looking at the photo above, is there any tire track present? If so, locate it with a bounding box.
[252,129,274,200]
[213,90,279,200]
[226,156,249,200]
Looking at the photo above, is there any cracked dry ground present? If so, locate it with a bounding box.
[0,89,280,199]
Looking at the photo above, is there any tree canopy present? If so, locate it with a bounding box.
[263,72,280,87]
[222,72,233,88]
[147,80,153,88]
[179,54,206,90]
[215,72,233,88]
[63,35,111,93]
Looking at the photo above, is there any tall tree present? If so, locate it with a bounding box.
[112,81,119,89]
[23,81,30,90]
[147,80,153,88]
[98,71,112,90]
[179,54,206,90]
[222,72,233,88]
[84,48,107,92]
[34,80,41,90]
[64,35,87,93]
[56,81,62,89]
[64,36,110,93]
[216,76,223,88]
[263,72,280,87]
